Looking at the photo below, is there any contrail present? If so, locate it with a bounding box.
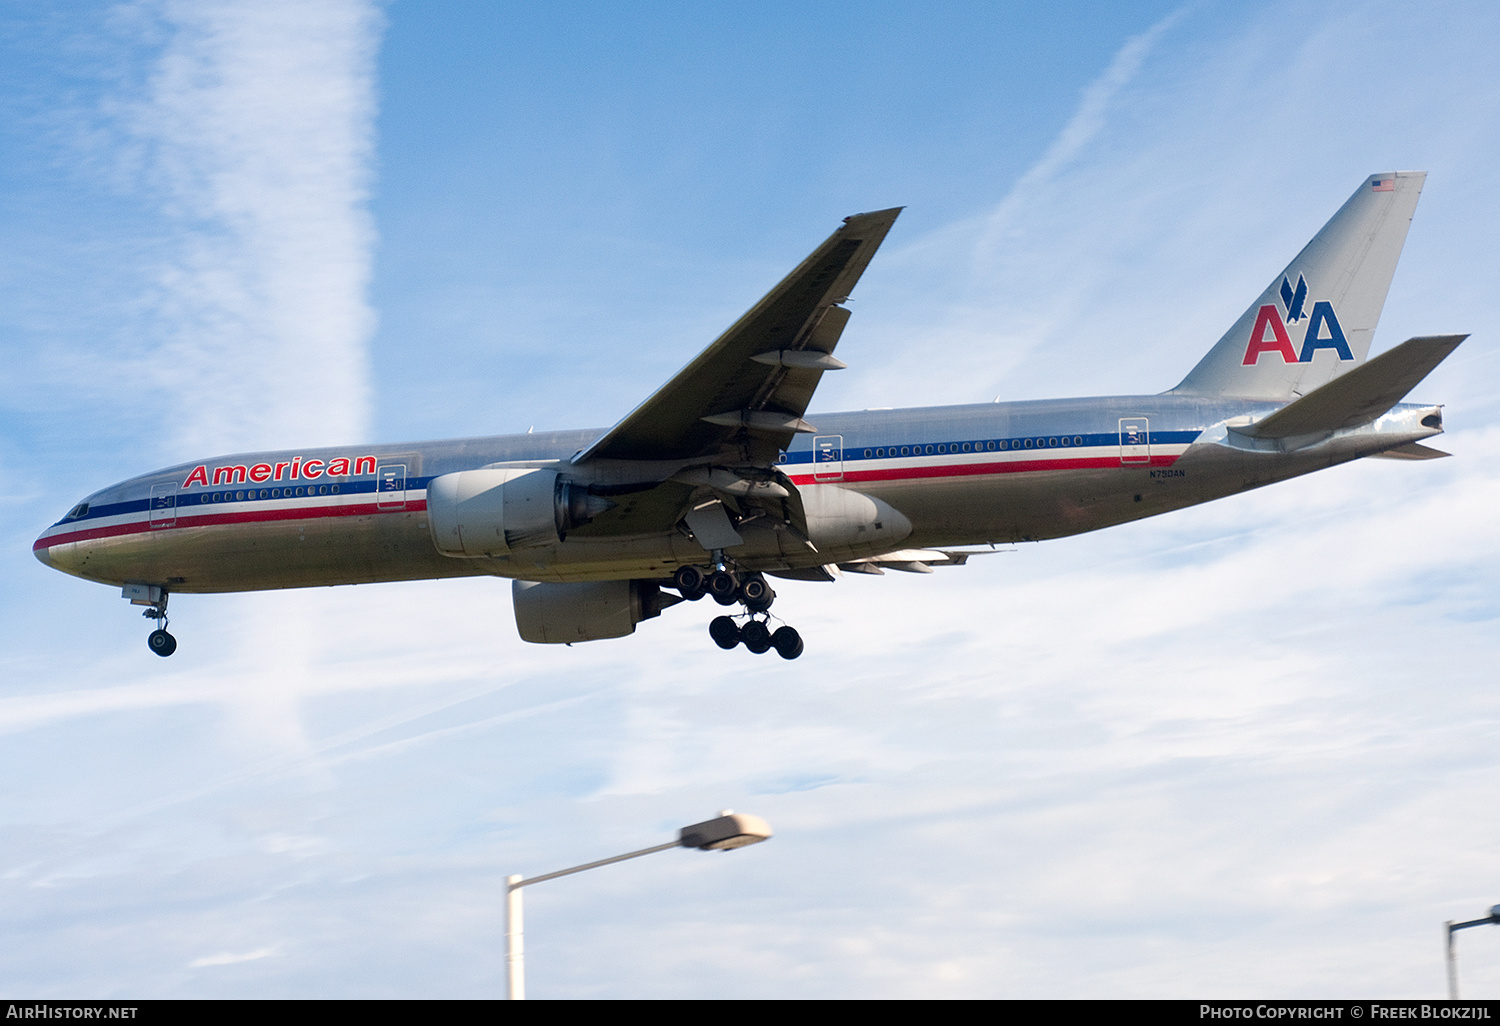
[128,0,383,456]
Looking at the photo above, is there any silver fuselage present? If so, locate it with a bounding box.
[33,395,1443,593]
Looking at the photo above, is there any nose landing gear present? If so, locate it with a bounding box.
[128,584,177,657]
[685,567,803,659]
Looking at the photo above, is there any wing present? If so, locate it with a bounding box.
[574,207,902,467]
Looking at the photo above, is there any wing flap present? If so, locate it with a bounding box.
[836,548,992,574]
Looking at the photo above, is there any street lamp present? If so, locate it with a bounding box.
[505,810,773,999]
[1445,904,1500,999]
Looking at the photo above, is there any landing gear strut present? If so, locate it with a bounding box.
[679,566,803,659]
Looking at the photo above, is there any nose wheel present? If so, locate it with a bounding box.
[147,627,177,657]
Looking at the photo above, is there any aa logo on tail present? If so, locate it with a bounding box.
[1242,274,1353,366]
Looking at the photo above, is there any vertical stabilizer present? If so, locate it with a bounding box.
[1172,172,1424,399]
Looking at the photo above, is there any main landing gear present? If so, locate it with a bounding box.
[672,566,804,659]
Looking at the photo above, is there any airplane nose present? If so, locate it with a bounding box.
[35,520,84,575]
[35,535,93,578]
[36,501,90,574]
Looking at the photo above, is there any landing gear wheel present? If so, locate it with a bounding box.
[741,619,772,654]
[771,626,804,660]
[739,575,774,612]
[707,570,740,606]
[148,629,177,657]
[673,565,706,600]
[709,616,741,650]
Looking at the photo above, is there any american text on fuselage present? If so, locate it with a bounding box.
[34,173,1464,657]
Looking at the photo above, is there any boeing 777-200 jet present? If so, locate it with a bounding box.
[35,173,1464,659]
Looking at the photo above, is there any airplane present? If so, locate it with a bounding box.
[34,172,1465,660]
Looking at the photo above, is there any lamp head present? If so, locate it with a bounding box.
[679,812,773,851]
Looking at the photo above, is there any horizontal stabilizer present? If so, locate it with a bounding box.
[1239,335,1465,439]
[1370,441,1451,460]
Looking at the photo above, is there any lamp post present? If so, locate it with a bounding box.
[1445,905,1500,999]
[505,810,772,999]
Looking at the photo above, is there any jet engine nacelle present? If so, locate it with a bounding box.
[427,468,611,557]
[797,483,912,554]
[513,579,676,644]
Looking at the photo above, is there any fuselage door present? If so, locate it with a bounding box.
[149,482,177,529]
[1119,417,1151,465]
[813,435,844,482]
[377,462,408,510]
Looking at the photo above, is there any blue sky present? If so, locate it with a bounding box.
[2,0,1499,998]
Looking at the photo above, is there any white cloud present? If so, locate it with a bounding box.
[190,947,277,968]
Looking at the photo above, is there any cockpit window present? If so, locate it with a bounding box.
[66,503,89,520]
